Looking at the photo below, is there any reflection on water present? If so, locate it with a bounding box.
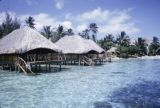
[0,59,160,108]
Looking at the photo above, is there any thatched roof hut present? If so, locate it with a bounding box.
[106,47,117,53]
[55,35,104,54]
[0,27,61,54]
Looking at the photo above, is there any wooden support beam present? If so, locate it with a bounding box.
[46,64,48,72]
[49,64,51,72]
[2,64,4,70]
[39,64,41,71]
[38,64,40,71]
[10,65,12,71]
[59,62,62,71]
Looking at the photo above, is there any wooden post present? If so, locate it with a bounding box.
[59,62,61,71]
[35,64,37,72]
[38,64,40,71]
[74,60,75,65]
[15,65,17,72]
[78,55,81,66]
[39,64,41,71]
[49,64,51,72]
[108,57,111,62]
[10,65,12,71]
[30,64,32,71]
[18,67,20,73]
[2,64,3,70]
[46,64,48,72]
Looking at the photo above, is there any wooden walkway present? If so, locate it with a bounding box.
[0,57,63,75]
[28,60,63,72]
[61,56,107,66]
[0,55,111,75]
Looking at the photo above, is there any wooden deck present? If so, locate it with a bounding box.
[0,58,64,75]
[28,60,63,72]
[0,54,111,75]
[61,56,107,66]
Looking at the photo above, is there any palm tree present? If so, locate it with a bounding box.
[102,34,115,50]
[116,31,130,47]
[41,26,52,39]
[25,16,35,29]
[66,28,74,36]
[89,23,98,42]
[56,25,65,39]
[104,34,114,42]
[79,29,90,39]
[153,36,159,44]
[135,37,148,55]
[0,13,20,39]
[149,36,160,55]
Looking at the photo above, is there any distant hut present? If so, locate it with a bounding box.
[55,35,105,65]
[0,27,62,74]
[106,47,117,57]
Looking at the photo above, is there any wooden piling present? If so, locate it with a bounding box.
[46,64,48,72]
[49,64,51,72]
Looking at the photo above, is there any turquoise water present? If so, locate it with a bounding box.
[0,59,160,108]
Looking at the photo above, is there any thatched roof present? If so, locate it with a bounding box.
[0,27,61,54]
[107,47,117,53]
[55,35,104,54]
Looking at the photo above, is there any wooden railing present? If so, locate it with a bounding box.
[26,54,66,62]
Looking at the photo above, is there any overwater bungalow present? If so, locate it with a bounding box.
[0,27,63,74]
[55,35,105,66]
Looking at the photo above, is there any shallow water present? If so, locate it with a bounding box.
[0,59,160,108]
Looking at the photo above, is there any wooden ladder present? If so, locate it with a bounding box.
[16,57,35,75]
[83,56,94,66]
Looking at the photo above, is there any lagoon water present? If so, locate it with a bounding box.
[0,59,160,108]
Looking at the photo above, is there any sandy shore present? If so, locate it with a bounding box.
[111,55,160,61]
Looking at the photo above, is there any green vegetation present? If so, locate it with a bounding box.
[41,26,52,39]
[149,36,160,55]
[98,31,160,58]
[89,23,98,42]
[0,13,20,39]
[25,16,35,29]
[79,23,98,41]
[79,29,90,39]
[98,34,115,50]
[66,28,74,36]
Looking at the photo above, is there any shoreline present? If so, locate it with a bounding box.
[111,55,160,61]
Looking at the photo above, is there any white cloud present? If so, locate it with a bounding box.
[33,13,60,30]
[76,7,110,23]
[19,13,73,31]
[54,0,64,10]
[0,7,140,39]
[73,8,140,39]
[19,13,60,30]
[62,21,72,29]
[0,12,7,24]
[0,12,17,24]
[76,24,88,33]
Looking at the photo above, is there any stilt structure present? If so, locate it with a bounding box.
[55,35,106,66]
[0,27,63,75]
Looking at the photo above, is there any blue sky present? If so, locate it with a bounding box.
[0,0,160,40]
